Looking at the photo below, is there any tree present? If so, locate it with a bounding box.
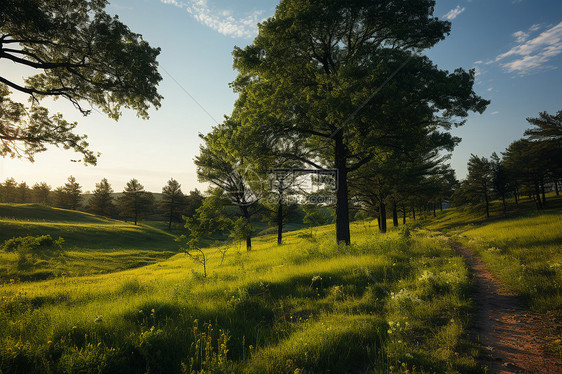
[17,182,30,203]
[466,155,493,218]
[0,177,17,202]
[0,0,162,164]
[63,175,82,210]
[490,153,509,214]
[161,178,187,231]
[32,182,51,204]
[232,0,488,244]
[525,110,562,195]
[118,179,154,225]
[195,123,261,251]
[88,178,114,216]
[183,189,204,218]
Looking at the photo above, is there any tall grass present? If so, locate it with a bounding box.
[0,220,481,373]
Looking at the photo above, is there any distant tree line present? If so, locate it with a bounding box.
[0,176,203,227]
[454,110,561,216]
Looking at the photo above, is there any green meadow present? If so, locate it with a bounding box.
[1,199,561,373]
[0,204,479,373]
[0,204,177,282]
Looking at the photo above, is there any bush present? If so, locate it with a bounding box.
[2,235,64,253]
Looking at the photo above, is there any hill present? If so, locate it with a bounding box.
[0,204,178,281]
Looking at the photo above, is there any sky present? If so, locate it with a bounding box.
[1,0,561,193]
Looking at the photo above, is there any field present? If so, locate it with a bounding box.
[0,204,481,373]
[0,204,177,282]
[0,199,561,373]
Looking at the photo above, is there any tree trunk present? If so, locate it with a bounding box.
[241,205,252,251]
[502,194,506,214]
[168,206,173,231]
[380,203,386,233]
[555,179,560,196]
[540,178,546,206]
[334,132,351,245]
[412,204,416,220]
[277,194,283,246]
[439,198,443,212]
[534,182,542,210]
[402,204,406,225]
[392,201,398,227]
[484,187,490,218]
[433,202,436,217]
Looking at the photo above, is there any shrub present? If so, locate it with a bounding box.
[2,235,64,253]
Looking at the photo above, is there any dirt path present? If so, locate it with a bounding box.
[451,241,562,374]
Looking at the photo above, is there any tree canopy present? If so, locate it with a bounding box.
[0,0,162,164]
[230,0,488,244]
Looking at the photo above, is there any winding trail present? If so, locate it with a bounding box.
[451,241,562,374]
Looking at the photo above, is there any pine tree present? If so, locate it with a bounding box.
[118,179,154,225]
[89,178,114,216]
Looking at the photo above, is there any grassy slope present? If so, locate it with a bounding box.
[0,221,481,373]
[425,195,562,354]
[0,204,178,281]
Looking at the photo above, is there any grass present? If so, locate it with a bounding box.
[0,215,481,373]
[425,194,562,356]
[0,204,178,282]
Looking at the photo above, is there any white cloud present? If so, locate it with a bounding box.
[160,0,263,38]
[495,22,562,75]
[512,31,529,43]
[491,111,500,115]
[444,5,465,20]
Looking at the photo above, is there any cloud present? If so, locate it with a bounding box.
[495,22,562,75]
[491,111,500,115]
[512,31,529,43]
[161,0,263,38]
[444,5,465,20]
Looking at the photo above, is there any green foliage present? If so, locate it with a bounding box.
[88,178,114,216]
[229,217,255,244]
[2,234,64,253]
[0,0,162,164]
[118,179,154,225]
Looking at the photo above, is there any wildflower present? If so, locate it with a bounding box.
[47,341,52,344]
[72,326,77,329]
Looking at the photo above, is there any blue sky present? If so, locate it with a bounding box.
[1,0,561,193]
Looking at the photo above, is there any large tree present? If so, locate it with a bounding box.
[231,0,488,244]
[0,0,162,164]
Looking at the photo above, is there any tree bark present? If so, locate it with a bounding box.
[402,204,406,225]
[277,193,283,245]
[412,203,416,220]
[379,201,387,233]
[392,201,398,227]
[168,205,173,231]
[334,132,351,245]
[540,178,546,206]
[555,179,559,196]
[241,205,252,251]
[433,202,436,217]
